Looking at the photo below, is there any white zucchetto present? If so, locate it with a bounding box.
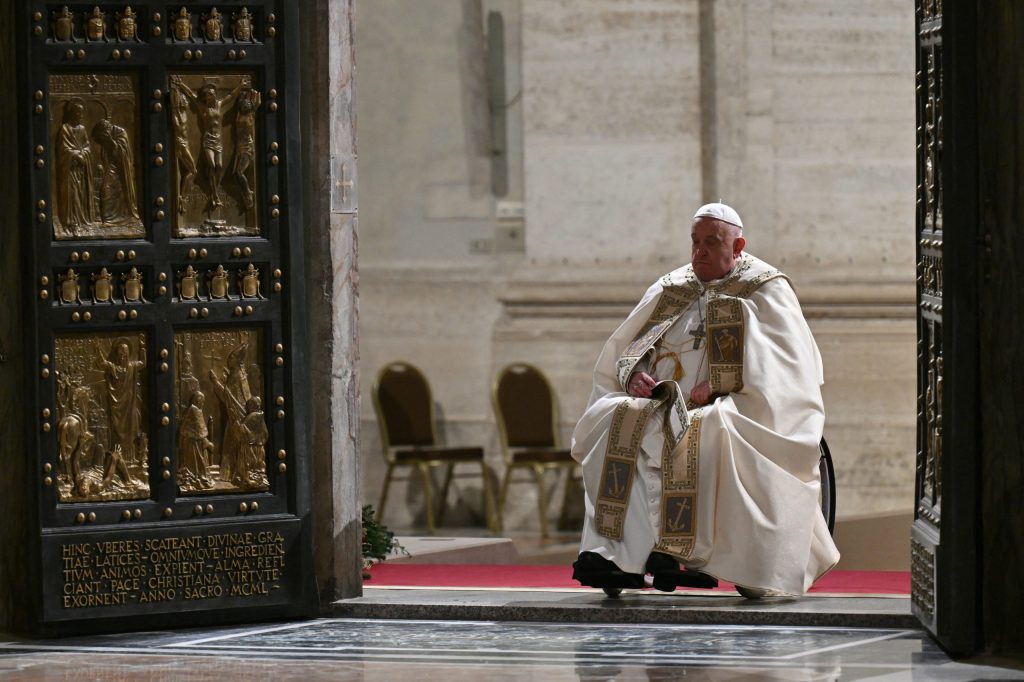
[693,202,743,230]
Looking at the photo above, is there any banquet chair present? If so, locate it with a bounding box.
[492,363,580,537]
[372,361,498,533]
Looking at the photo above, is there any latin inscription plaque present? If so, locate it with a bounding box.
[42,519,304,620]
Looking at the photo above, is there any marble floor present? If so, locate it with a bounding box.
[1,618,1022,680]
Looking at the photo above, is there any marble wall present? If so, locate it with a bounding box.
[354,0,917,558]
[301,0,362,600]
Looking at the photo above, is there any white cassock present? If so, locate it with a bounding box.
[571,253,839,595]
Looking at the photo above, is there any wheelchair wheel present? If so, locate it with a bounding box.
[819,437,836,536]
[602,587,623,598]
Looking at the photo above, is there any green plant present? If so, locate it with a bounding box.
[361,505,405,573]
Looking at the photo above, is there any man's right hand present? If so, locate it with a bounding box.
[690,380,711,406]
[627,371,657,398]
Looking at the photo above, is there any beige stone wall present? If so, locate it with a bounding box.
[354,0,917,554]
[709,0,917,518]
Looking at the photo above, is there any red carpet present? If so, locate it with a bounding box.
[365,563,910,595]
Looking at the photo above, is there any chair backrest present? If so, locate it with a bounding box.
[373,362,436,450]
[493,363,560,452]
[819,437,836,536]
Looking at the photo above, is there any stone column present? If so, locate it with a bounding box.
[300,0,362,603]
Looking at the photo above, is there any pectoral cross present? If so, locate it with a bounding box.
[689,322,706,350]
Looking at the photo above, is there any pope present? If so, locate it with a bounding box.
[571,203,839,597]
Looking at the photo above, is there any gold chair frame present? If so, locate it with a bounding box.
[372,361,498,534]
[491,362,580,537]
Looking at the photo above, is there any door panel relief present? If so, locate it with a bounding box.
[48,73,143,239]
[174,329,268,494]
[54,332,150,502]
[169,73,260,236]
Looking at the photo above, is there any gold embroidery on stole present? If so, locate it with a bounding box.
[654,408,703,558]
[595,254,788,556]
[616,279,702,390]
[594,383,685,541]
[707,297,744,395]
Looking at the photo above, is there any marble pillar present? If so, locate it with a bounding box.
[301,0,363,601]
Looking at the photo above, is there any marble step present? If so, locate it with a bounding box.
[335,588,916,629]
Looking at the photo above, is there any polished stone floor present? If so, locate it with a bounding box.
[1,618,1022,680]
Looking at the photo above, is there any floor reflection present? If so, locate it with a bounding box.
[0,619,1021,680]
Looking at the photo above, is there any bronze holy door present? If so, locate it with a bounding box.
[914,0,1024,657]
[912,0,979,656]
[15,1,315,634]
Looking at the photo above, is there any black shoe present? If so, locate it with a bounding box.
[572,552,645,589]
[645,551,719,591]
[645,552,681,592]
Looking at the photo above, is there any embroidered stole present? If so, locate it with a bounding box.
[594,254,786,560]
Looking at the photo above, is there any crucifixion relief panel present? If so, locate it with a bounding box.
[168,71,261,237]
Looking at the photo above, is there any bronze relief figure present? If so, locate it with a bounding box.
[53,6,76,42]
[233,7,254,42]
[170,83,198,216]
[173,7,194,42]
[177,265,200,300]
[239,263,261,298]
[116,6,139,41]
[54,333,150,502]
[177,390,216,491]
[233,87,261,210]
[49,73,144,240]
[208,265,230,299]
[91,267,113,303]
[59,268,82,304]
[92,115,141,227]
[168,73,261,237]
[86,7,106,41]
[96,340,147,468]
[55,99,99,235]
[172,76,248,213]
[203,8,223,41]
[174,330,267,493]
[121,267,144,302]
[238,396,269,490]
[176,342,201,411]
